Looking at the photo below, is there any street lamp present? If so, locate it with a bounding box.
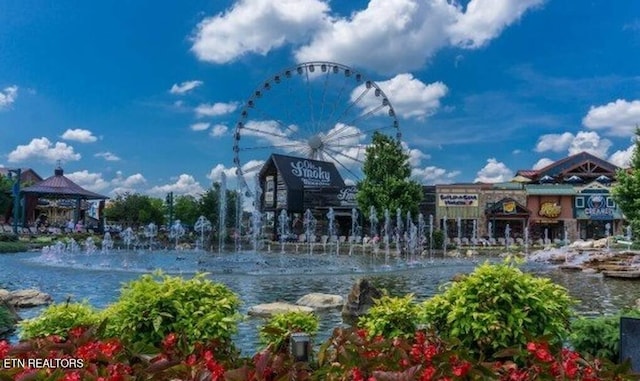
[7,168,21,234]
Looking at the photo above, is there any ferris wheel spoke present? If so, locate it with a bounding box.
[323,72,350,135]
[240,142,306,151]
[324,124,395,144]
[341,104,387,128]
[241,125,294,140]
[325,87,372,140]
[323,146,365,165]
[321,149,362,180]
[304,65,317,135]
[327,143,368,150]
[245,110,302,141]
[317,69,332,136]
[241,161,266,175]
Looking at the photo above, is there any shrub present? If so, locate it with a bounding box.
[102,272,241,349]
[419,260,575,358]
[258,311,319,351]
[570,308,640,362]
[0,304,16,336]
[18,300,101,340]
[0,241,27,253]
[357,294,419,339]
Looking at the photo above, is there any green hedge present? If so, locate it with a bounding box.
[0,241,28,253]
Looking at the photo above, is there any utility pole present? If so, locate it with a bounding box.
[166,191,174,228]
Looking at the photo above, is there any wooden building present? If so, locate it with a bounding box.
[258,154,358,237]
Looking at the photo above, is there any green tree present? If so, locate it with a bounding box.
[197,183,239,240]
[356,131,423,218]
[174,194,200,227]
[612,127,640,237]
[104,193,165,227]
[0,175,12,221]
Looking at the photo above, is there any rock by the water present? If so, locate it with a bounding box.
[341,278,382,325]
[570,240,594,249]
[248,302,314,317]
[296,293,344,310]
[0,289,53,308]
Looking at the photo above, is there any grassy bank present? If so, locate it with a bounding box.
[0,241,28,253]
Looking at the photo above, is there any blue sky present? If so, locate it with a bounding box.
[1,0,639,201]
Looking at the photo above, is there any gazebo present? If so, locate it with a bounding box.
[20,166,109,230]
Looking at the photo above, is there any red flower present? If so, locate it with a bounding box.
[162,332,178,350]
[452,361,472,377]
[0,340,9,359]
[352,367,365,381]
[420,365,436,381]
[62,371,82,381]
[68,326,87,339]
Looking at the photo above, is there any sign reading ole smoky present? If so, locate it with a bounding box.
[438,193,479,207]
[290,160,332,186]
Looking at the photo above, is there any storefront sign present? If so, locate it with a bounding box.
[338,186,357,206]
[503,201,516,214]
[584,194,614,220]
[538,202,561,218]
[438,194,478,207]
[291,160,331,186]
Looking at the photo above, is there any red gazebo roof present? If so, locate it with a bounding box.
[20,167,109,200]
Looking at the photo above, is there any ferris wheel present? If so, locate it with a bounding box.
[232,61,401,196]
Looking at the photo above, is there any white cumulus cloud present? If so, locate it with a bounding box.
[190,122,211,131]
[147,174,206,197]
[94,152,121,161]
[608,144,635,168]
[65,170,111,192]
[195,102,239,117]
[8,137,81,163]
[353,74,448,120]
[474,158,513,183]
[582,99,640,137]
[0,85,18,109]
[534,131,612,159]
[170,80,203,95]
[534,132,574,153]
[109,172,147,195]
[296,0,542,73]
[191,0,330,63]
[567,131,612,158]
[447,0,545,48]
[61,128,98,143]
[191,0,542,74]
[532,158,554,170]
[412,166,460,185]
[210,124,228,137]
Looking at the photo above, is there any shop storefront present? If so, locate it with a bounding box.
[485,198,530,241]
[525,184,576,242]
[574,184,623,239]
[435,185,483,241]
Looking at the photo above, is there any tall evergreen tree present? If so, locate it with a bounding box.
[356,131,423,218]
[612,127,640,237]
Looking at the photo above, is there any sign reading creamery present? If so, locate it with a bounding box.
[438,194,478,207]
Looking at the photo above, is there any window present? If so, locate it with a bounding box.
[607,197,615,208]
[575,197,584,208]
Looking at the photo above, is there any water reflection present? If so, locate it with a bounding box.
[1,251,638,353]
